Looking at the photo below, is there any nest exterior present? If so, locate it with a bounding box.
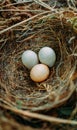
[0,4,77,112]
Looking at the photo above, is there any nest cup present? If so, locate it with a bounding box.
[0,10,77,112]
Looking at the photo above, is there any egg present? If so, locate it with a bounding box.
[38,47,56,67]
[30,64,50,82]
[21,50,38,69]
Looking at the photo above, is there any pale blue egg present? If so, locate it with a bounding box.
[39,47,56,67]
[22,50,38,69]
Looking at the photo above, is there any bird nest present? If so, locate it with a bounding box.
[0,8,77,112]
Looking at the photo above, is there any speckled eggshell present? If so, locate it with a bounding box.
[30,64,50,82]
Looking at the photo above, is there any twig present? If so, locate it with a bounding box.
[70,104,77,119]
[0,9,43,12]
[34,0,52,10]
[0,11,51,35]
[0,104,77,125]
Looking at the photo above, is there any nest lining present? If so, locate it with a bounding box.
[0,9,77,111]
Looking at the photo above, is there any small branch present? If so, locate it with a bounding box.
[0,9,43,12]
[0,11,50,35]
[34,0,52,11]
[0,104,77,125]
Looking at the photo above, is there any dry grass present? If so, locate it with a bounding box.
[0,0,77,129]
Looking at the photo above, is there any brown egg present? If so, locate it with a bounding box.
[30,64,50,82]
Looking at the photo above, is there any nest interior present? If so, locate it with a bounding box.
[0,8,77,112]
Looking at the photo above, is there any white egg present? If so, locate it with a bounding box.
[22,50,38,69]
[30,64,50,82]
[38,47,56,67]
